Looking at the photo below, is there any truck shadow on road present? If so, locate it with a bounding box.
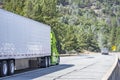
[2,64,74,80]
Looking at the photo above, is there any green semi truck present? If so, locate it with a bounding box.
[51,31,60,65]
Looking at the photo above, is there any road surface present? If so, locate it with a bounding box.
[0,53,116,80]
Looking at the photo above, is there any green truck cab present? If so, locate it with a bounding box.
[51,31,60,65]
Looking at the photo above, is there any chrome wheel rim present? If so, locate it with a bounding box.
[10,62,14,74]
[3,63,7,75]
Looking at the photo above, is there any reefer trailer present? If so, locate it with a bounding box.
[0,9,59,77]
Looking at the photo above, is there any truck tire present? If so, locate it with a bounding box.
[47,57,51,67]
[8,60,15,75]
[41,57,48,68]
[0,61,8,77]
[56,56,60,65]
[45,57,48,67]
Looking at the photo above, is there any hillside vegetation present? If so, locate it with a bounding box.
[1,0,120,53]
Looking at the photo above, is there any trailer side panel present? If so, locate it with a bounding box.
[0,9,51,59]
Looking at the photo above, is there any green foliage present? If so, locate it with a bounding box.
[3,0,25,15]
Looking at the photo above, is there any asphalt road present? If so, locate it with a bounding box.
[0,53,116,80]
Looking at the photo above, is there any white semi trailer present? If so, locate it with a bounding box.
[0,9,59,77]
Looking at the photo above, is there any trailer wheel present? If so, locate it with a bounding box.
[47,57,51,67]
[40,57,48,68]
[45,57,48,67]
[0,61,8,77]
[8,60,15,75]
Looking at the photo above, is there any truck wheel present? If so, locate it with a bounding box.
[0,61,8,77]
[41,57,48,68]
[47,57,51,67]
[45,57,48,67]
[8,60,15,75]
[56,56,60,65]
